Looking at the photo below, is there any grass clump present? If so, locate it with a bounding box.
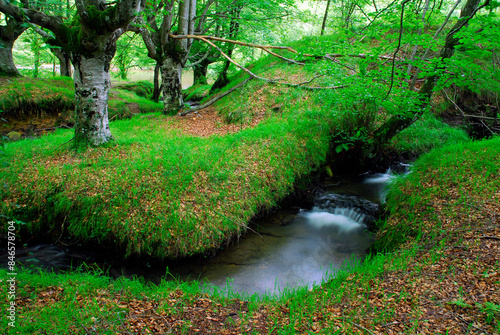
[374,136,500,253]
[0,77,74,116]
[108,89,162,120]
[0,77,162,125]
[390,111,470,157]
[114,80,154,99]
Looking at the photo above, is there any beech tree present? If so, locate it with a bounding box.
[132,0,294,114]
[130,0,197,114]
[0,12,27,76]
[0,0,145,146]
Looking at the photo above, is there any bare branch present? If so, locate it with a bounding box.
[178,34,276,82]
[170,33,317,59]
[325,53,403,61]
[129,16,158,59]
[179,74,346,116]
[185,47,213,68]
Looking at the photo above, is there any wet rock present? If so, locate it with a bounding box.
[7,131,21,141]
[313,193,380,227]
[281,215,296,226]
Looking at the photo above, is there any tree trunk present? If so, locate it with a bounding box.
[52,48,72,77]
[0,39,20,76]
[193,58,209,84]
[321,0,332,36]
[0,16,27,77]
[210,59,231,93]
[152,60,161,102]
[161,56,184,114]
[73,54,113,146]
[210,6,242,93]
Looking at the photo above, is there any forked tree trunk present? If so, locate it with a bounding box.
[52,48,72,77]
[161,56,184,114]
[73,55,113,146]
[0,39,20,76]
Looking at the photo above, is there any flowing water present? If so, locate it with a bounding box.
[165,172,391,296]
[2,172,393,296]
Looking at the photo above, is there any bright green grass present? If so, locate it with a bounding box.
[390,111,470,157]
[374,135,500,252]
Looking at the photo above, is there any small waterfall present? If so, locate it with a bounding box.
[363,170,393,203]
[302,211,367,234]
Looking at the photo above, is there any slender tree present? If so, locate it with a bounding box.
[210,5,242,93]
[0,0,145,146]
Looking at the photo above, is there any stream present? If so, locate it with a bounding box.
[1,171,393,296]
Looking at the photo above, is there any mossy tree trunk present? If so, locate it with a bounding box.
[161,55,184,114]
[133,0,197,114]
[0,16,27,77]
[51,48,72,77]
[72,47,115,146]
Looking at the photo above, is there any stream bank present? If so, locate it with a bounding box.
[2,169,396,296]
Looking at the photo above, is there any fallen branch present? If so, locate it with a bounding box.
[325,53,403,61]
[443,89,499,120]
[179,78,253,116]
[346,320,376,335]
[478,236,500,241]
[195,36,275,82]
[324,55,356,72]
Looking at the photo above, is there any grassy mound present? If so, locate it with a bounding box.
[0,77,163,136]
[1,105,330,258]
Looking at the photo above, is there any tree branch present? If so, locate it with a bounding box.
[170,33,317,60]
[384,0,410,100]
[0,0,65,37]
